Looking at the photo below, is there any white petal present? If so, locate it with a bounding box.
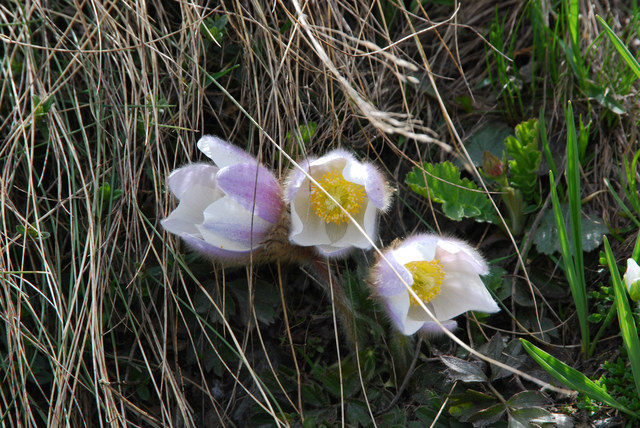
[197,135,255,168]
[162,182,223,236]
[167,164,219,199]
[384,292,424,335]
[198,197,271,251]
[325,222,348,242]
[401,318,426,336]
[625,259,640,291]
[407,301,436,322]
[341,157,368,185]
[289,185,331,246]
[436,238,488,275]
[330,201,376,250]
[391,235,438,265]
[309,149,352,170]
[429,271,499,320]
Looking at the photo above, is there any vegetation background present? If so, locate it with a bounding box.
[1,0,639,426]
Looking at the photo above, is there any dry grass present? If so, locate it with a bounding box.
[1,0,638,426]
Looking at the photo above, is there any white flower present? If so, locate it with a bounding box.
[284,149,392,257]
[624,258,640,302]
[161,136,283,263]
[369,234,500,336]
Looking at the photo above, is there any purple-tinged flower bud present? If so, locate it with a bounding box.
[368,234,499,336]
[284,149,392,257]
[482,150,503,177]
[161,136,284,264]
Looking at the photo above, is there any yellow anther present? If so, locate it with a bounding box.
[310,170,366,224]
[404,260,445,305]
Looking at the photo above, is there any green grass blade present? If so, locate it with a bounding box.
[596,15,640,80]
[565,102,589,354]
[521,339,639,418]
[603,178,640,229]
[549,169,589,355]
[565,0,579,50]
[603,236,640,396]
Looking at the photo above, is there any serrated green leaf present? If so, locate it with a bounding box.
[406,162,496,222]
[532,207,607,255]
[505,119,541,201]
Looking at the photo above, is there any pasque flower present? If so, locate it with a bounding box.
[161,135,284,263]
[624,258,640,302]
[285,149,392,257]
[368,234,500,336]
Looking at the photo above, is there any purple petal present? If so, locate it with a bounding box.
[420,320,457,337]
[216,163,283,224]
[181,233,254,261]
[363,163,391,209]
[372,250,413,296]
[197,135,255,168]
[200,197,272,248]
[167,164,219,199]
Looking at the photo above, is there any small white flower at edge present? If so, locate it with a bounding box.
[368,234,500,336]
[161,135,283,263]
[624,258,640,302]
[284,149,392,257]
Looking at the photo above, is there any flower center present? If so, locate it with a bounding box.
[404,260,445,306]
[310,170,366,224]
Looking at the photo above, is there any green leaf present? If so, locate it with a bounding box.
[467,403,506,425]
[346,401,370,425]
[448,390,498,421]
[585,83,625,115]
[504,119,541,201]
[532,207,608,255]
[440,355,488,383]
[520,339,639,418]
[321,358,360,399]
[506,390,548,409]
[406,162,495,222]
[286,122,317,146]
[252,280,282,325]
[508,407,553,428]
[465,122,513,167]
[202,15,229,44]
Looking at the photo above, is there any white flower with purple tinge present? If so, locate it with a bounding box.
[369,234,500,336]
[284,149,392,257]
[161,136,283,263]
[624,258,640,302]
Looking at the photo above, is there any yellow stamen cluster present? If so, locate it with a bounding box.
[404,260,445,306]
[310,170,366,224]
